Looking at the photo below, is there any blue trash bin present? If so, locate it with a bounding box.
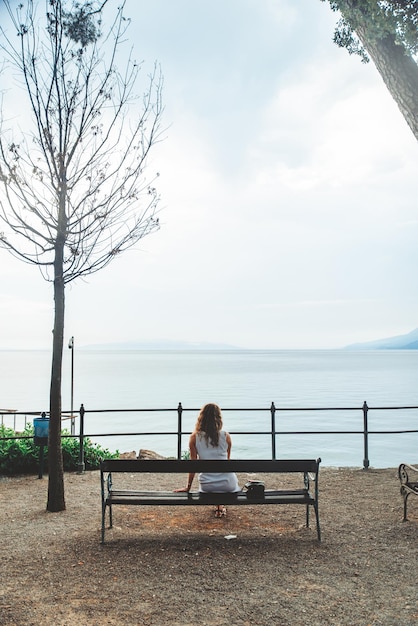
[34,414,49,446]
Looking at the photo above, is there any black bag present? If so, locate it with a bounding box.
[244,480,265,499]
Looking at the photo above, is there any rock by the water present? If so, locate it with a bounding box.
[138,449,165,460]
[119,451,137,460]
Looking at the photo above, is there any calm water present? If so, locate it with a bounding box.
[1,349,418,467]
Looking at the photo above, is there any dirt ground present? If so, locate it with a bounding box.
[1,465,417,626]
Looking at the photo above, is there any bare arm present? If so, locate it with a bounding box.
[226,432,232,459]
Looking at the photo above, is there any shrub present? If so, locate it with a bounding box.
[0,424,118,475]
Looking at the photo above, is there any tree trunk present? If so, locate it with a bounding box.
[47,188,67,512]
[47,259,66,511]
[337,0,418,141]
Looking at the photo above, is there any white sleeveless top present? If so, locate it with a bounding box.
[195,430,240,492]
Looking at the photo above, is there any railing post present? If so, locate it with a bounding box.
[270,402,276,460]
[362,401,369,470]
[177,402,183,459]
[68,336,75,436]
[77,403,85,474]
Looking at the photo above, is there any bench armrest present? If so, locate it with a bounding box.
[399,463,418,485]
[100,468,113,503]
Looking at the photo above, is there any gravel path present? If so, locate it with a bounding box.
[0,466,417,625]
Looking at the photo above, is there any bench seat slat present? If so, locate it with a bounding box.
[405,482,418,491]
[107,489,314,506]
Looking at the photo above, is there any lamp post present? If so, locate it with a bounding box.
[68,336,75,435]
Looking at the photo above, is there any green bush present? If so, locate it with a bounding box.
[0,424,118,475]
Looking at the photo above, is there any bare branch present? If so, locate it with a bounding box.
[0,0,164,283]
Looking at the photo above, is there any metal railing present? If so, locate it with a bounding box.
[2,401,418,470]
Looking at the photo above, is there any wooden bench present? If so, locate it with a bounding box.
[100,458,321,543]
[398,463,418,521]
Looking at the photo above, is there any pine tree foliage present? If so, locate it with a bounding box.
[326,0,418,62]
[322,0,418,140]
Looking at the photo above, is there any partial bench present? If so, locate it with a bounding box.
[398,463,418,521]
[100,458,321,543]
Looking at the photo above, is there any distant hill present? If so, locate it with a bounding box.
[81,340,243,351]
[345,328,418,350]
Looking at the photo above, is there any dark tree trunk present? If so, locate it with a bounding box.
[47,187,67,512]
[47,263,66,512]
[337,0,418,141]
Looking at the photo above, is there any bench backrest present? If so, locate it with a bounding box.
[100,458,321,474]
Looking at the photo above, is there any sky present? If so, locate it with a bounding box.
[0,0,418,350]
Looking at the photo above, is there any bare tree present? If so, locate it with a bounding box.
[0,0,163,511]
[322,0,418,141]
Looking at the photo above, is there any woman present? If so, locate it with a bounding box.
[176,403,240,517]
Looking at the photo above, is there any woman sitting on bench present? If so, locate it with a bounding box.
[175,402,240,517]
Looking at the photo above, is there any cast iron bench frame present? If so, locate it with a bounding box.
[100,458,321,543]
[398,463,418,521]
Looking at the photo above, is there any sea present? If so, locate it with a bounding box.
[1,349,418,468]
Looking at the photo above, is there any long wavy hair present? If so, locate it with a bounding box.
[195,403,223,447]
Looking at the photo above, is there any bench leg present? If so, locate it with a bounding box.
[101,503,106,544]
[306,503,321,541]
[402,493,409,522]
[313,503,321,542]
[101,503,113,544]
[101,504,106,543]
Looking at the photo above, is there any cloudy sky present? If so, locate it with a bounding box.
[1,0,417,350]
